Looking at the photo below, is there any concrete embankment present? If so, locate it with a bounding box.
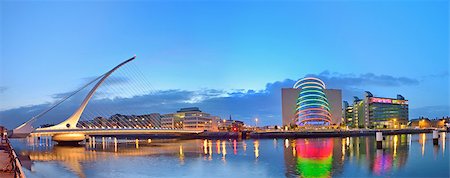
[249,129,439,139]
[174,129,444,140]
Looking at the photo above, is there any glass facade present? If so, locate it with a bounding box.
[294,77,331,126]
[343,101,354,127]
[368,98,408,129]
[348,92,408,129]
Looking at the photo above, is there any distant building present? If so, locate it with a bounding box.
[352,91,408,129]
[342,101,354,127]
[218,116,244,132]
[161,107,219,131]
[409,116,449,129]
[281,77,342,127]
[77,113,162,129]
[408,117,431,128]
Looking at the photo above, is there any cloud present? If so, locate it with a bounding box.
[305,71,420,102]
[421,70,449,79]
[0,71,435,129]
[308,70,420,87]
[410,105,450,119]
[0,86,7,93]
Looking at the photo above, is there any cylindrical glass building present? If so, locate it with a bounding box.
[293,77,331,126]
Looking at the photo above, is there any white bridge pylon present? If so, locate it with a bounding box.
[39,56,136,130]
[18,56,136,133]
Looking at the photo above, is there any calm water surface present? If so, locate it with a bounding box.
[10,133,449,178]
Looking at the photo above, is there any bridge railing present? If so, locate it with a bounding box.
[1,133,26,178]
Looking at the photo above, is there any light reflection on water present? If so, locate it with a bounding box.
[10,133,450,178]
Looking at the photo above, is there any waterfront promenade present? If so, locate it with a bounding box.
[0,135,25,178]
[0,151,15,178]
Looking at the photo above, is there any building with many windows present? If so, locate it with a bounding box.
[346,91,408,129]
[161,107,219,131]
[342,101,354,127]
[77,113,162,129]
[282,77,342,127]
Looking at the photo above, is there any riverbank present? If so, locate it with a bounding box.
[189,128,446,139]
[0,136,25,178]
[248,129,441,139]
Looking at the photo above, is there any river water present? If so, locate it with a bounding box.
[9,133,449,178]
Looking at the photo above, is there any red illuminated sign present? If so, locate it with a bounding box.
[370,97,407,104]
[370,98,392,104]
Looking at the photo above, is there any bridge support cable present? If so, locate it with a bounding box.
[95,76,125,122]
[130,63,159,96]
[12,74,105,135]
[122,64,163,129]
[37,56,137,131]
[98,70,141,128]
[122,64,161,129]
[134,63,160,96]
[77,78,114,129]
[127,63,156,97]
[78,59,154,129]
[76,59,162,130]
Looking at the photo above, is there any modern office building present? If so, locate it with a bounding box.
[282,77,342,127]
[351,91,408,129]
[161,107,219,131]
[342,101,354,127]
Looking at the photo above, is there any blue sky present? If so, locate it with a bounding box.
[0,0,449,128]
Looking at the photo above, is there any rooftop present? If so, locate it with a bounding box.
[177,107,202,113]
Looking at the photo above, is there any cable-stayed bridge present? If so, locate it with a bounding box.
[10,56,202,144]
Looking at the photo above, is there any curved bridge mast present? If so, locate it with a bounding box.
[38,56,136,131]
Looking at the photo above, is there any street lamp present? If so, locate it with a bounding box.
[255,118,259,127]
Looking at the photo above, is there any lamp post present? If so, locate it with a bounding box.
[255,118,258,128]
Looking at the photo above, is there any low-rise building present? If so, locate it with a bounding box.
[409,117,449,129]
[218,116,244,132]
[77,113,162,129]
[161,107,219,131]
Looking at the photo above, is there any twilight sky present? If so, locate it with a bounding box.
[0,0,449,128]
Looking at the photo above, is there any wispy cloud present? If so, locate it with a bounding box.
[308,71,420,87]
[410,105,450,119]
[0,86,7,93]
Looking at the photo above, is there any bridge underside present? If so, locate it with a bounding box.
[31,128,204,143]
